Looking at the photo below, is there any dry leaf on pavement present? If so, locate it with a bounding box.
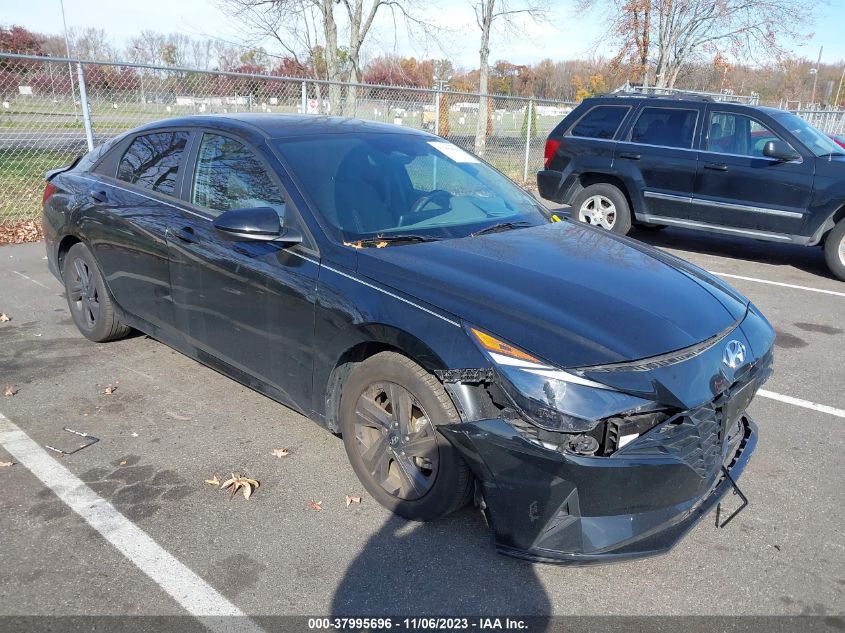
[271,448,290,458]
[103,383,117,395]
[0,313,11,322]
[0,461,15,468]
[3,385,18,397]
[220,473,260,500]
[307,500,323,511]
[204,474,220,486]
[345,495,362,507]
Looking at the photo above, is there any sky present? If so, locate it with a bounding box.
[3,0,845,69]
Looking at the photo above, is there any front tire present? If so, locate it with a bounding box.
[824,220,845,282]
[63,242,131,342]
[572,183,632,234]
[339,352,472,521]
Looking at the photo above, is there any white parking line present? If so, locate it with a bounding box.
[758,390,845,419]
[12,270,51,290]
[709,271,845,298]
[0,412,265,633]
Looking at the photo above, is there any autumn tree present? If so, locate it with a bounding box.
[586,0,818,89]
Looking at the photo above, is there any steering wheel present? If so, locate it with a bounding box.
[409,189,452,215]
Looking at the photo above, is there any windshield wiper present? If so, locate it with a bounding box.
[471,220,533,237]
[351,234,441,247]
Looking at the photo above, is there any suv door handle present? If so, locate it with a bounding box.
[175,226,198,243]
[704,162,728,171]
[89,189,108,203]
[618,152,641,160]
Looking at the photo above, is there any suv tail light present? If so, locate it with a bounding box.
[544,139,561,169]
[42,182,56,207]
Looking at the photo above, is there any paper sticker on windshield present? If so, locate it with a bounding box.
[428,141,480,163]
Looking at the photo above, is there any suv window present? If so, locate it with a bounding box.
[191,133,285,218]
[568,105,630,140]
[707,112,789,157]
[116,131,189,195]
[630,107,697,148]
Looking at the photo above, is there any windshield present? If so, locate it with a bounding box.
[769,111,845,157]
[274,133,548,242]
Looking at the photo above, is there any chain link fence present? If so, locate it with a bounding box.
[0,52,575,230]
[787,109,845,135]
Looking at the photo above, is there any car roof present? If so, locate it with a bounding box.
[584,94,765,111]
[131,113,433,140]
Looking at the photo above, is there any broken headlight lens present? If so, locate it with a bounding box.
[468,326,659,433]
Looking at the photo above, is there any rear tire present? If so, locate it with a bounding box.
[63,242,131,342]
[572,183,632,235]
[824,220,845,282]
[339,352,472,521]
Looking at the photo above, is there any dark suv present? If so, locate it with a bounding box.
[537,94,845,280]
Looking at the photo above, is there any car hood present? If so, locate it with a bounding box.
[355,222,748,368]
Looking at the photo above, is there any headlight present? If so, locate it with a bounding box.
[468,326,661,434]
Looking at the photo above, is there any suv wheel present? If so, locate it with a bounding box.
[824,220,845,282]
[572,183,632,234]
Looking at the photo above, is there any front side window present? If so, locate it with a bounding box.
[630,107,697,148]
[191,133,285,218]
[568,105,630,140]
[707,112,792,158]
[117,131,189,195]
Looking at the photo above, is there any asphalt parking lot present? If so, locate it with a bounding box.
[1,227,843,628]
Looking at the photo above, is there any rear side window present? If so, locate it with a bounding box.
[191,133,285,218]
[116,131,189,195]
[568,105,630,140]
[630,107,698,148]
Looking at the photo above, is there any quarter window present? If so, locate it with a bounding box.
[568,106,630,140]
[117,131,189,195]
[630,107,697,148]
[707,112,786,157]
[191,133,285,218]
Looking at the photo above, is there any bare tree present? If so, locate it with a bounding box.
[471,0,545,156]
[587,0,817,89]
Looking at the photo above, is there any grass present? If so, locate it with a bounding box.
[0,149,79,221]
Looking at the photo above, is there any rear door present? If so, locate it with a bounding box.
[86,129,192,336]
[613,104,702,220]
[691,107,814,234]
[167,130,319,408]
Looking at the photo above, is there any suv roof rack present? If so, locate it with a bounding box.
[604,91,715,102]
[607,82,760,105]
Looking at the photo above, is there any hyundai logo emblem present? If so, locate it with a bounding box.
[722,340,747,369]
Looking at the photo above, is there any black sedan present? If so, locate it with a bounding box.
[42,114,775,563]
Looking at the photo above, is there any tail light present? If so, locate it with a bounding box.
[42,182,56,207]
[543,139,561,169]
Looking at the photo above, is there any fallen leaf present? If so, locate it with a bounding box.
[131,432,138,437]
[103,384,117,395]
[204,475,220,486]
[345,495,362,508]
[0,313,10,322]
[119,460,128,466]
[271,448,290,458]
[343,240,364,249]
[375,241,388,248]
[0,461,15,468]
[220,473,260,500]
[3,385,18,397]
[307,500,323,511]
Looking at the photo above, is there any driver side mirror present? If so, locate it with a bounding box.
[763,140,800,162]
[213,206,302,245]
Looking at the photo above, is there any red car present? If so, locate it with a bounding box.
[828,133,845,149]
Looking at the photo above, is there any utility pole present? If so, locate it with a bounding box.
[810,46,823,108]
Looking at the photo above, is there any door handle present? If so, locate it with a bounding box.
[175,226,198,243]
[89,189,108,203]
[618,152,641,160]
[704,163,728,171]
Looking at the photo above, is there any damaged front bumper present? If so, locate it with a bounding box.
[439,412,757,564]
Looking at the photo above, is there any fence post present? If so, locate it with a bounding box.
[301,81,307,115]
[76,62,94,152]
[434,89,440,136]
[522,99,533,182]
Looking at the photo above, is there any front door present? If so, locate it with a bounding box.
[691,108,814,235]
[167,131,319,409]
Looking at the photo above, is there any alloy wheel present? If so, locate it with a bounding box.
[578,194,617,230]
[352,382,439,500]
[67,257,100,330]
